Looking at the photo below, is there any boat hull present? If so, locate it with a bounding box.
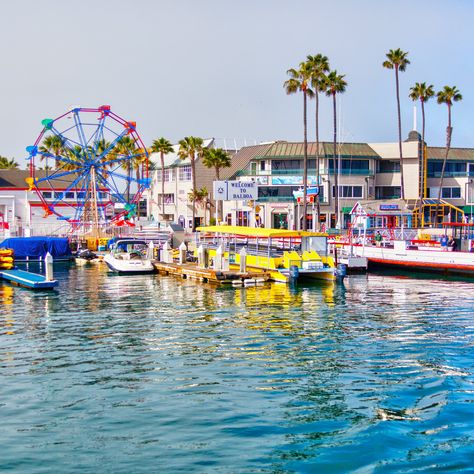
[352,244,474,277]
[103,255,155,274]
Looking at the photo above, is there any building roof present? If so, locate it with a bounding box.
[427,147,474,161]
[0,169,85,190]
[251,141,380,159]
[193,144,272,194]
[351,199,412,215]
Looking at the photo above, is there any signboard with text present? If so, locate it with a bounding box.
[213,180,258,201]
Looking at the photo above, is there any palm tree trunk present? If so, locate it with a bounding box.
[136,166,141,219]
[126,163,131,203]
[421,100,425,201]
[216,167,222,222]
[436,104,453,226]
[395,66,405,200]
[315,91,321,231]
[161,152,165,219]
[333,92,339,228]
[191,156,197,231]
[302,90,308,231]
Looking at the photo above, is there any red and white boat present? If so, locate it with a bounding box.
[349,239,474,276]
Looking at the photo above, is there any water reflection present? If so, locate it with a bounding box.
[1,266,474,472]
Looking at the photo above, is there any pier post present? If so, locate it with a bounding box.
[45,252,54,281]
[214,244,223,271]
[162,241,171,263]
[179,242,187,265]
[239,247,247,273]
[147,241,155,260]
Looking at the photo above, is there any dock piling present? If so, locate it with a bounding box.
[45,252,54,281]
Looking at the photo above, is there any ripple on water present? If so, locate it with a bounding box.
[1,267,474,472]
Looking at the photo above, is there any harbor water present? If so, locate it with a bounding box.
[1,264,474,472]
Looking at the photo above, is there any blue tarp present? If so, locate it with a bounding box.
[0,237,73,260]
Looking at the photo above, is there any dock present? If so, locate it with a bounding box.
[152,261,270,285]
[0,268,58,289]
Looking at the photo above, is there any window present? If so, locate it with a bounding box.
[54,192,63,199]
[159,193,174,204]
[377,160,400,173]
[332,185,363,198]
[375,186,401,199]
[98,192,108,199]
[442,187,461,199]
[427,161,466,177]
[260,161,266,171]
[77,192,86,199]
[328,159,370,174]
[65,191,75,199]
[42,191,52,199]
[179,165,192,181]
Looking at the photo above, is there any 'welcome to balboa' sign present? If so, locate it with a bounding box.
[213,180,258,201]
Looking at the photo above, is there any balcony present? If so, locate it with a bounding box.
[237,168,374,177]
[427,171,469,178]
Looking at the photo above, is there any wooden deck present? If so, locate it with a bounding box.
[152,261,271,285]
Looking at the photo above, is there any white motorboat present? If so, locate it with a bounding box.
[104,239,155,274]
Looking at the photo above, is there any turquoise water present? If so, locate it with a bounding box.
[1,264,474,473]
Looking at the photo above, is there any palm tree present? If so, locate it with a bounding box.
[39,135,66,171]
[150,137,174,217]
[115,136,137,203]
[202,148,231,222]
[284,61,315,230]
[188,187,209,225]
[307,54,330,230]
[383,48,410,200]
[435,86,463,225]
[325,70,347,229]
[409,82,435,208]
[178,136,204,231]
[0,156,19,169]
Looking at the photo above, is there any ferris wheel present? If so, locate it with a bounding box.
[26,105,149,234]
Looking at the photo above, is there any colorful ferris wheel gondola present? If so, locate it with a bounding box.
[26,106,150,234]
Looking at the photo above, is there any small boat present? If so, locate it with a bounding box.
[104,239,155,274]
[75,248,101,266]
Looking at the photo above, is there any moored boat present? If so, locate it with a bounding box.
[196,225,346,283]
[104,239,155,274]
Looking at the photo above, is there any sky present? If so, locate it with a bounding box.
[1,0,474,166]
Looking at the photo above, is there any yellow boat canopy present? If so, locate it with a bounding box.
[196,225,328,238]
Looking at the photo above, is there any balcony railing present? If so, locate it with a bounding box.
[237,168,374,177]
[427,171,469,178]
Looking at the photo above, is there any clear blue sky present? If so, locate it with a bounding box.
[1,0,473,165]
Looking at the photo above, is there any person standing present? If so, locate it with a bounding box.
[440,234,449,251]
[375,231,382,247]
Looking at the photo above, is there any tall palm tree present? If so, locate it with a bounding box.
[325,70,347,229]
[202,148,231,222]
[0,156,19,169]
[435,86,463,225]
[178,136,204,231]
[383,48,410,200]
[409,82,435,209]
[284,61,315,230]
[150,137,174,216]
[307,54,330,230]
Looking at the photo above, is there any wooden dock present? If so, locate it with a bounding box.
[0,268,58,289]
[152,261,271,285]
